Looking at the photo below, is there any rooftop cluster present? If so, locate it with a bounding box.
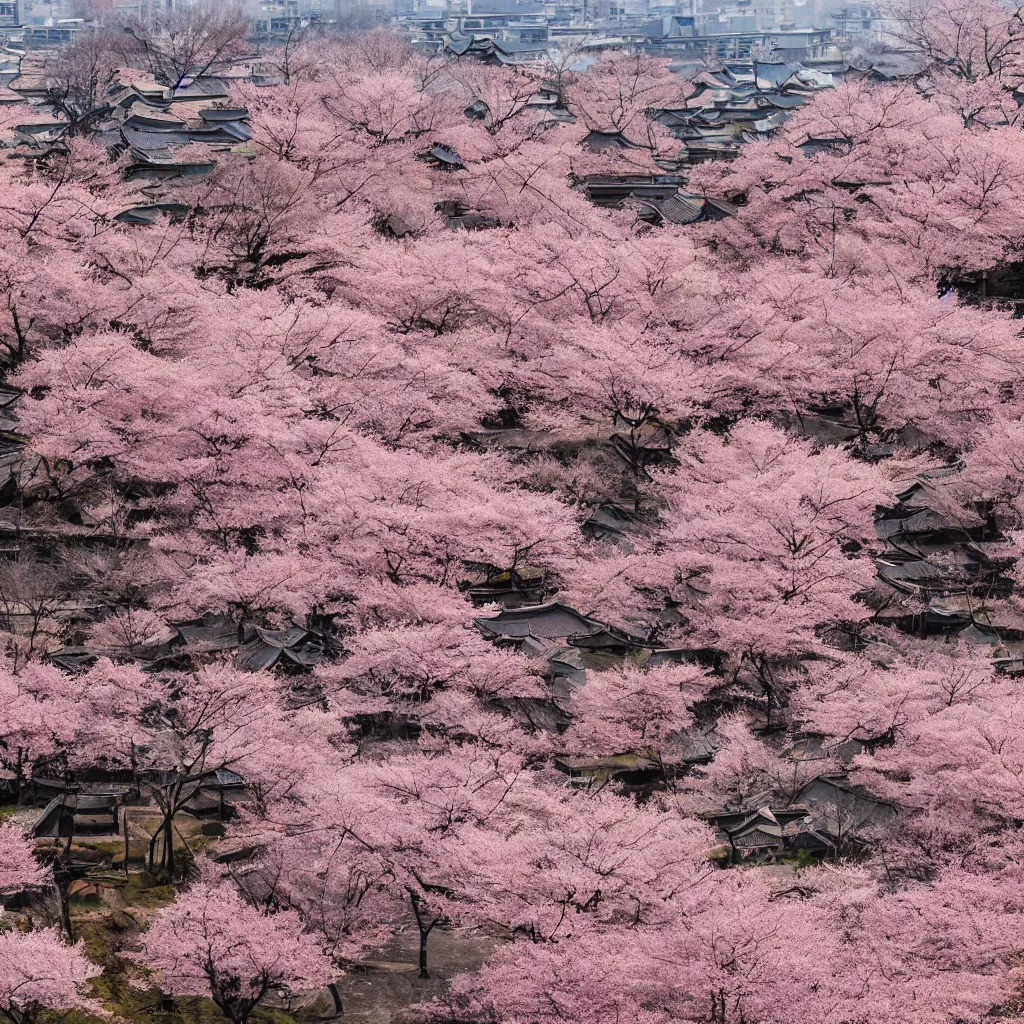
[2,2,1024,1024]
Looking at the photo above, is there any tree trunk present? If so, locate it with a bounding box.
[408,890,436,980]
[214,999,249,1024]
[124,812,131,879]
[418,926,430,980]
[0,1001,27,1024]
[53,861,74,942]
[327,982,343,1016]
[162,813,175,877]
[60,888,74,941]
[12,748,24,807]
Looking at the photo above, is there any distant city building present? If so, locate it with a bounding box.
[828,3,900,44]
[244,0,301,34]
[632,16,833,58]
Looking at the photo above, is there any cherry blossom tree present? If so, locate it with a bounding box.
[0,929,100,1024]
[137,883,334,1024]
[0,823,45,895]
[118,4,249,89]
[561,662,711,771]
[883,0,1024,84]
[42,31,121,133]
